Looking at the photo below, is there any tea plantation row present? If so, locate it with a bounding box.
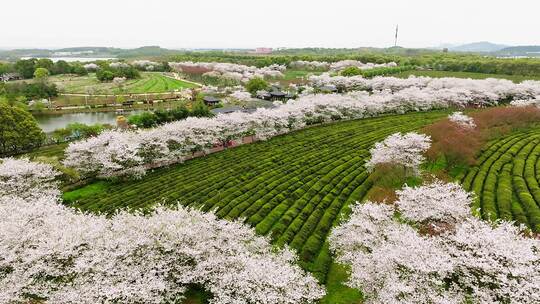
[63,110,448,282]
[462,129,540,232]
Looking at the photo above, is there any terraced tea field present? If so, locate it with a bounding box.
[461,129,540,232]
[64,111,448,283]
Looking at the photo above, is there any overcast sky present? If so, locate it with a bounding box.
[2,0,539,49]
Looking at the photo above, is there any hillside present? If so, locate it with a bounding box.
[0,46,179,60]
[449,41,508,52]
[496,45,540,57]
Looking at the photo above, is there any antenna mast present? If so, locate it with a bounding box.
[394,24,399,47]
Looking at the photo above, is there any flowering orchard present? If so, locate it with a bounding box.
[63,74,540,179]
[309,74,540,103]
[329,60,398,72]
[64,111,449,283]
[0,158,324,304]
[289,60,330,71]
[329,181,540,304]
[169,61,285,83]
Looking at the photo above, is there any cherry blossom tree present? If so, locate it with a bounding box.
[448,111,476,128]
[132,60,160,71]
[329,181,540,304]
[0,158,60,198]
[365,132,431,175]
[169,62,285,83]
[289,61,330,71]
[511,96,540,107]
[309,74,540,105]
[109,62,130,69]
[0,158,325,304]
[329,60,397,72]
[229,89,252,101]
[83,63,99,71]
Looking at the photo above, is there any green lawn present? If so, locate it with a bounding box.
[21,143,68,160]
[396,70,540,83]
[47,72,197,94]
[64,110,450,303]
[283,69,323,80]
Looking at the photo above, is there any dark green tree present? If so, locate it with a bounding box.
[245,77,269,95]
[14,59,37,79]
[70,64,89,76]
[52,60,71,75]
[36,58,54,71]
[191,100,211,117]
[340,66,363,76]
[33,67,50,80]
[0,104,45,155]
[96,70,115,82]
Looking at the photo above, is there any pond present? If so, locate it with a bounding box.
[34,111,139,133]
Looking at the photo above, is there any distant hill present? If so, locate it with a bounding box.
[496,45,540,57]
[0,46,180,60]
[449,41,509,53]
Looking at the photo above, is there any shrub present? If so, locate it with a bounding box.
[340,66,363,77]
[0,104,45,155]
[96,70,115,82]
[128,112,159,128]
[472,106,540,132]
[245,77,269,95]
[424,119,483,167]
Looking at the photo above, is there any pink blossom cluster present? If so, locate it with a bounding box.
[448,111,476,128]
[228,89,253,101]
[0,158,60,198]
[510,95,540,107]
[289,60,330,70]
[109,62,130,69]
[329,60,398,71]
[132,60,161,71]
[365,132,431,174]
[83,63,99,71]
[329,181,540,304]
[0,158,325,304]
[169,62,285,82]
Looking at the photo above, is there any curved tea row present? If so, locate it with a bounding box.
[462,129,540,232]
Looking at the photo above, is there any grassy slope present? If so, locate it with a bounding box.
[395,70,540,83]
[64,110,449,303]
[279,69,324,85]
[21,143,68,160]
[282,69,323,80]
